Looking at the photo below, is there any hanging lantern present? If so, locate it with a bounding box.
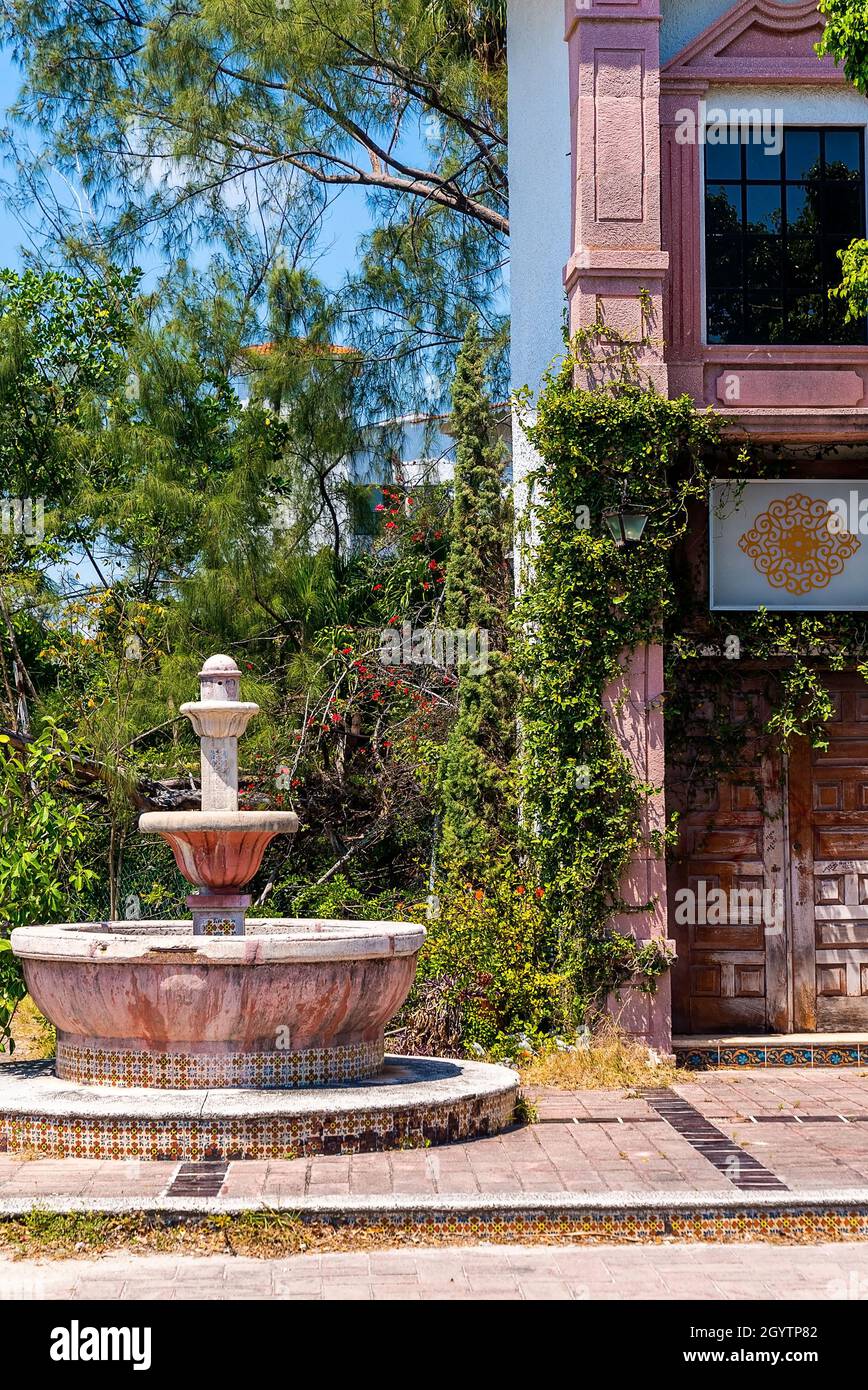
[602,504,649,547]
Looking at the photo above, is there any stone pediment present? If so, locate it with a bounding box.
[663,0,843,84]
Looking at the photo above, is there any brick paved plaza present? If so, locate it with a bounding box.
[3,1070,868,1202]
[4,1068,868,1300]
[2,1241,868,1301]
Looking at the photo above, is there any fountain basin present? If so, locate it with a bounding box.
[139,810,299,891]
[11,918,424,1089]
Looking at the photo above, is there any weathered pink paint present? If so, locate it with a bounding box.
[714,370,865,407]
[664,0,838,85]
[602,643,674,1054]
[564,0,671,1049]
[563,0,669,392]
[12,920,424,1083]
[139,811,298,891]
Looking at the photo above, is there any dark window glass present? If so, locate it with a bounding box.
[784,129,820,180]
[706,183,741,234]
[705,143,742,180]
[786,238,820,288]
[705,126,867,344]
[746,143,781,181]
[744,236,782,289]
[707,290,742,345]
[825,130,861,176]
[706,236,742,288]
[746,185,781,232]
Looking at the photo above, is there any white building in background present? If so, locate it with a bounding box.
[506,0,573,512]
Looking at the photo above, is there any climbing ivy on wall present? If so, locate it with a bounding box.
[514,344,721,1014]
[516,331,868,1020]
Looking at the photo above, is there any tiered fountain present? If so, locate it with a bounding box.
[0,656,518,1159]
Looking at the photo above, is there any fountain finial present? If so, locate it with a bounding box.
[180,655,258,812]
[198,654,241,702]
[139,655,297,936]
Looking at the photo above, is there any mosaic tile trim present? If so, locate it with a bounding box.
[0,1088,518,1160]
[676,1043,867,1071]
[282,1207,868,1244]
[55,1037,385,1090]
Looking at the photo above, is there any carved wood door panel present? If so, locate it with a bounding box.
[668,679,788,1035]
[788,673,868,1032]
[670,670,868,1035]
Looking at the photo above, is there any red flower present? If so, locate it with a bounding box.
[375,503,385,512]
[535,887,545,899]
[516,885,526,896]
[385,521,397,530]
[372,584,383,591]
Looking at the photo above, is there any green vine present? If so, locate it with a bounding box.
[514,331,720,1013]
[516,325,868,1021]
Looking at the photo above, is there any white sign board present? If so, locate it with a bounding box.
[709,480,868,611]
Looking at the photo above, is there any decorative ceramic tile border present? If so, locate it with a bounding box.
[0,1089,517,1161]
[55,1038,385,1089]
[676,1044,867,1071]
[292,1207,868,1243]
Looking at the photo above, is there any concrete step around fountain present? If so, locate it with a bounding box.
[0,1057,520,1161]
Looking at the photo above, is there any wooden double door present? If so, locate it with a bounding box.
[670,671,868,1035]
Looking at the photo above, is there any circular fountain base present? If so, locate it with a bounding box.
[0,1056,520,1160]
[11,919,426,1090]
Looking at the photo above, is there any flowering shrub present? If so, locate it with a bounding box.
[398,863,568,1060]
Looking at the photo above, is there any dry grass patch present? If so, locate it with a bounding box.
[1,1210,861,1260]
[520,1025,677,1091]
[0,997,55,1064]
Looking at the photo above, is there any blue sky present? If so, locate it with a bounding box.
[0,43,373,293]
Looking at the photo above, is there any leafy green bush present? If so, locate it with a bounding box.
[397,863,568,1059]
[0,726,98,1051]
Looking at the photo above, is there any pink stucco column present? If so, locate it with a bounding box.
[563,0,669,391]
[602,643,674,1053]
[660,80,706,399]
[564,0,673,1050]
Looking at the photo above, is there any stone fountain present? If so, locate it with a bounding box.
[1,656,518,1160]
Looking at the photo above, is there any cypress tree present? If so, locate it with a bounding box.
[437,318,515,873]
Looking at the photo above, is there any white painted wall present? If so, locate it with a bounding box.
[507,0,572,405]
[507,0,572,540]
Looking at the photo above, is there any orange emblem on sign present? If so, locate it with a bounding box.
[738,493,860,596]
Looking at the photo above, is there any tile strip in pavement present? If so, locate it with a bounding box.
[166,1162,229,1197]
[637,1088,789,1192]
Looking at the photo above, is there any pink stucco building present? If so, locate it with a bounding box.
[510,0,868,1062]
